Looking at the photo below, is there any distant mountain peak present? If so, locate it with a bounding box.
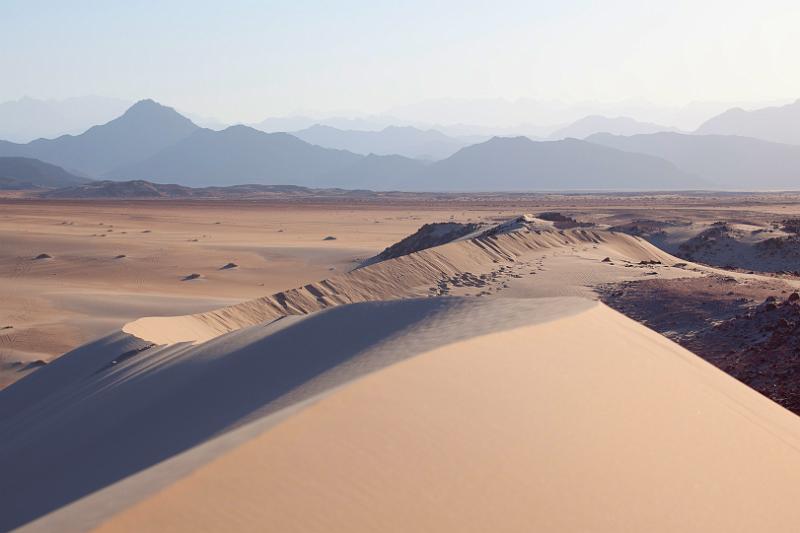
[130,98,159,107]
[221,124,260,134]
[120,99,191,122]
[0,99,200,177]
[550,115,677,140]
[485,135,535,145]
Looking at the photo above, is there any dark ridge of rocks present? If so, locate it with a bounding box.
[781,218,800,234]
[323,236,337,241]
[599,276,800,414]
[33,253,52,260]
[607,218,688,237]
[537,212,594,229]
[182,273,202,281]
[220,262,239,270]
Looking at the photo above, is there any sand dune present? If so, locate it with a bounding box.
[123,224,684,345]
[0,199,441,386]
[6,211,800,532]
[6,297,800,532]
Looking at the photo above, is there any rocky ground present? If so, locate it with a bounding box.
[600,276,800,413]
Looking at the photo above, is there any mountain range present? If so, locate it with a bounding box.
[0,99,698,190]
[549,115,677,140]
[696,100,800,146]
[0,100,199,176]
[0,96,131,143]
[0,157,89,189]
[291,124,468,160]
[587,132,800,189]
[2,98,800,191]
[109,124,382,188]
[426,136,698,190]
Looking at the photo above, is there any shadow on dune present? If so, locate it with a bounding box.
[0,297,591,531]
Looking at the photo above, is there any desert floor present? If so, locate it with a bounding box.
[4,193,800,387]
[7,195,800,531]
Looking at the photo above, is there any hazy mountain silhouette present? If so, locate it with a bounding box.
[384,97,772,132]
[696,100,800,145]
[108,125,375,187]
[293,124,467,160]
[0,96,130,143]
[322,153,427,189]
[252,115,398,133]
[0,157,90,189]
[588,132,800,188]
[0,98,745,191]
[550,115,677,140]
[0,100,199,176]
[423,136,699,191]
[102,127,703,191]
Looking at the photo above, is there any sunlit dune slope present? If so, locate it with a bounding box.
[6,297,800,532]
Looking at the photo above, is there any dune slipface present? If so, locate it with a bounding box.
[3,297,800,532]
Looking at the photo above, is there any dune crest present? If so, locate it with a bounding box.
[123,224,679,345]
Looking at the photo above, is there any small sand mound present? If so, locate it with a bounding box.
[182,273,202,281]
[33,253,52,260]
[220,262,239,270]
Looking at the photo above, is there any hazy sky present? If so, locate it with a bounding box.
[3,0,799,122]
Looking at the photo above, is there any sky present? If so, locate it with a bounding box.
[3,0,800,123]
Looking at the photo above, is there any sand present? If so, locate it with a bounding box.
[6,198,800,532]
[0,199,492,386]
[5,193,800,377]
[8,298,800,533]
[122,226,694,345]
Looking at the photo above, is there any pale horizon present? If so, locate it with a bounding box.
[4,0,800,125]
